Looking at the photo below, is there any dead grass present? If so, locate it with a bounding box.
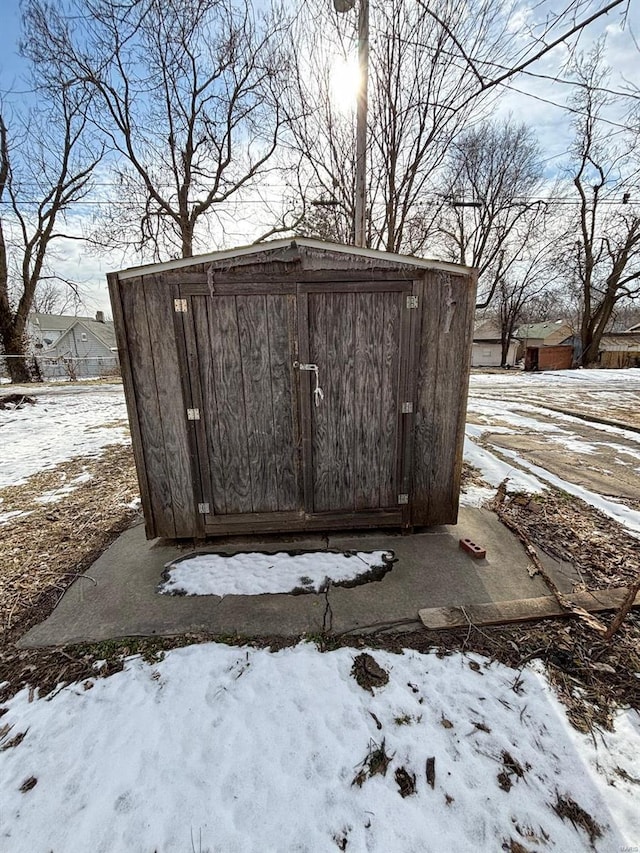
[552,793,603,846]
[0,444,139,640]
[460,461,488,490]
[496,490,639,588]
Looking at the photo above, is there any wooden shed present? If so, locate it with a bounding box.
[108,238,476,540]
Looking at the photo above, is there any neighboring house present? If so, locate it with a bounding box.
[515,320,574,349]
[471,320,518,367]
[597,332,640,368]
[28,311,119,378]
[515,320,575,371]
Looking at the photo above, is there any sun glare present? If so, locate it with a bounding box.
[330,54,361,114]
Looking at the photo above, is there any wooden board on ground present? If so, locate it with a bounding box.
[418,588,640,630]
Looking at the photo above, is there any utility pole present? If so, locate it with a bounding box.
[354,0,368,247]
[334,0,368,248]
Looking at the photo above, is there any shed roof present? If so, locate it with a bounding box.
[113,236,475,281]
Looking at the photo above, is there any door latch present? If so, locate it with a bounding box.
[293,361,324,407]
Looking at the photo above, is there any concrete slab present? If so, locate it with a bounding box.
[19,508,576,648]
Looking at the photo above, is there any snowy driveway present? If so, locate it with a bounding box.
[464,369,640,535]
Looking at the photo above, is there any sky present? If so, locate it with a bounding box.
[0,0,639,319]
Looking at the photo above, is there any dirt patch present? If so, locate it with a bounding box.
[351,652,389,693]
[487,432,640,500]
[19,776,38,793]
[461,461,488,489]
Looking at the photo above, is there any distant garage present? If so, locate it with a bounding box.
[524,344,574,371]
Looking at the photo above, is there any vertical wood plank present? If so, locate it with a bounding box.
[172,288,206,536]
[144,277,195,537]
[399,280,424,528]
[119,277,176,538]
[237,295,278,513]
[379,292,402,508]
[296,289,315,513]
[354,292,384,509]
[266,294,300,511]
[308,291,332,511]
[328,291,356,510]
[423,272,474,525]
[191,297,227,515]
[447,272,477,519]
[108,274,157,539]
[208,296,253,514]
[411,272,442,525]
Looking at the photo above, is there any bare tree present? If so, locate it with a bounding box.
[23,0,290,260]
[493,241,557,366]
[286,0,627,256]
[437,119,547,308]
[286,0,507,254]
[0,86,100,383]
[564,47,640,366]
[31,278,83,315]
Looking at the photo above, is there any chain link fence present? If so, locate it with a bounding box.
[1,354,121,382]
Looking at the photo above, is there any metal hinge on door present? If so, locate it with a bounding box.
[198,502,210,514]
[186,408,200,420]
[401,402,413,413]
[174,298,188,313]
[406,295,418,309]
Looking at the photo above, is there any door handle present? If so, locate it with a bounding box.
[293,361,324,407]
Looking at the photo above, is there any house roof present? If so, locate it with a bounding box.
[30,312,84,333]
[473,320,503,341]
[600,332,640,348]
[515,320,571,340]
[113,236,476,281]
[55,318,117,351]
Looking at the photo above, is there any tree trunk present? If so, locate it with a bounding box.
[580,291,616,367]
[500,334,510,367]
[181,222,193,259]
[1,323,31,383]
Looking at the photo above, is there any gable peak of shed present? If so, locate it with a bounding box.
[113,237,475,281]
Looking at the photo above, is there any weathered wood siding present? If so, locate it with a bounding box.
[305,287,405,513]
[110,274,196,538]
[412,271,476,526]
[188,293,300,517]
[110,244,476,539]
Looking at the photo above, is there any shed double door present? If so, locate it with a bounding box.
[184,281,413,531]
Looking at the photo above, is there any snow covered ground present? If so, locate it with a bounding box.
[1,643,638,853]
[1,371,639,851]
[0,383,129,489]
